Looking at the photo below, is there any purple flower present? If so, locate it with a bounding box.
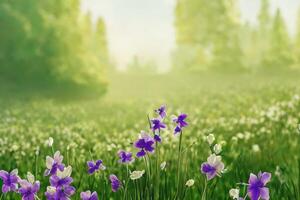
[87,160,105,174]
[45,185,76,200]
[247,172,271,200]
[50,166,73,188]
[154,134,161,143]
[155,105,166,118]
[109,174,121,192]
[44,151,65,176]
[118,150,133,164]
[80,190,98,200]
[201,154,224,180]
[151,118,166,132]
[19,179,40,200]
[0,169,19,193]
[172,114,188,134]
[134,132,155,157]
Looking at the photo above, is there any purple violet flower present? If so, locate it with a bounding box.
[19,179,40,200]
[201,154,224,180]
[80,190,98,200]
[247,172,271,200]
[50,166,73,188]
[44,151,65,176]
[155,105,166,118]
[134,132,155,157]
[45,185,76,200]
[151,118,166,132]
[172,114,188,134]
[109,174,121,192]
[154,134,161,143]
[0,169,19,193]
[118,150,133,164]
[87,160,105,174]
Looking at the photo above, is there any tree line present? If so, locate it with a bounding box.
[173,0,298,73]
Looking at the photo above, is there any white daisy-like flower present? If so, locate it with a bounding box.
[130,170,145,180]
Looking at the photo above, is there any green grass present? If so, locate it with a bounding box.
[0,74,300,199]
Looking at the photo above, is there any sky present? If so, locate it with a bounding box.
[81,0,300,71]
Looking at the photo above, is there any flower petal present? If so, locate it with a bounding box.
[260,172,271,185]
[260,187,270,200]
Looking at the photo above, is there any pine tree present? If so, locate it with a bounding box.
[256,0,272,68]
[263,9,293,70]
[173,0,244,73]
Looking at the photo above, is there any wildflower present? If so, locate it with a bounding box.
[44,151,65,176]
[247,172,271,200]
[229,188,240,199]
[160,161,167,170]
[87,160,105,174]
[134,132,155,157]
[201,154,224,180]
[213,144,222,154]
[109,174,121,192]
[0,169,19,193]
[155,105,166,118]
[206,134,215,145]
[50,166,73,188]
[80,190,98,200]
[151,118,166,132]
[19,179,40,200]
[118,150,133,164]
[185,179,195,187]
[45,185,75,200]
[46,137,54,147]
[154,134,161,143]
[172,114,188,134]
[130,170,145,180]
[252,144,260,152]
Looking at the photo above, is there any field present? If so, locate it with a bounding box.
[0,74,300,199]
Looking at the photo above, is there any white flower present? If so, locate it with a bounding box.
[130,170,145,180]
[27,172,35,184]
[185,179,195,187]
[206,134,215,145]
[213,144,222,154]
[160,161,166,170]
[229,188,240,199]
[57,166,72,179]
[252,144,260,152]
[46,137,54,147]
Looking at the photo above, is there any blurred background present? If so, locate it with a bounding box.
[1,0,300,99]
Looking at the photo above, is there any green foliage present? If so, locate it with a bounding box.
[0,0,108,94]
[173,0,299,73]
[173,0,243,72]
[263,9,293,70]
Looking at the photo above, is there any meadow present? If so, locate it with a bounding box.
[0,74,300,199]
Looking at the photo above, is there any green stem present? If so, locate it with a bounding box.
[122,165,129,200]
[175,131,183,199]
[201,179,207,200]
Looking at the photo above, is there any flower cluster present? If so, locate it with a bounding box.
[0,170,40,200]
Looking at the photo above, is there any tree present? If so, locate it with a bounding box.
[173,0,244,73]
[263,9,293,70]
[0,0,108,94]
